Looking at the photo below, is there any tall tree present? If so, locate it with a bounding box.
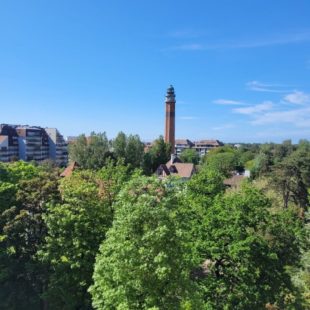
[90,176,198,309]
[69,132,110,169]
[0,164,60,310]
[180,148,200,165]
[41,162,131,309]
[191,184,305,309]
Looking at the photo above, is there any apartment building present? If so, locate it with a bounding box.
[175,139,223,157]
[0,124,19,162]
[45,128,68,166]
[194,140,223,157]
[0,124,68,166]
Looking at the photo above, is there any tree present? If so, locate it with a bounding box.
[125,134,144,168]
[0,164,60,310]
[90,176,198,309]
[112,131,127,159]
[180,148,200,165]
[112,132,144,169]
[146,136,171,173]
[191,184,305,309]
[204,151,241,176]
[41,162,131,309]
[271,146,310,211]
[69,132,111,169]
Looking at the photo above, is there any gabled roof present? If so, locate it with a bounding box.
[60,161,79,177]
[166,162,195,178]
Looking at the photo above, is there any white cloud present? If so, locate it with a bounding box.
[251,107,310,127]
[283,91,310,104]
[246,81,291,93]
[212,124,235,131]
[213,99,245,105]
[168,43,204,51]
[165,30,310,51]
[233,101,273,115]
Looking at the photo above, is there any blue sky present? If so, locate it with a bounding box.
[1,0,310,143]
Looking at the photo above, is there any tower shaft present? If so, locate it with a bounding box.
[165,85,176,154]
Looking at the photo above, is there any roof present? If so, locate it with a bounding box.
[166,162,195,178]
[194,140,222,146]
[60,161,79,177]
[224,175,246,187]
[175,139,194,146]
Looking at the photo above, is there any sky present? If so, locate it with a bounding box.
[1,0,310,143]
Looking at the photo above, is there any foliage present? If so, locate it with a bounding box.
[143,136,171,174]
[193,184,305,309]
[112,132,145,169]
[180,148,200,165]
[90,176,198,310]
[204,151,242,177]
[41,161,131,309]
[69,132,111,169]
[0,164,60,309]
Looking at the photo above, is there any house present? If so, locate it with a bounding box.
[155,156,195,180]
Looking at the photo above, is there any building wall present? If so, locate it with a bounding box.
[0,124,68,166]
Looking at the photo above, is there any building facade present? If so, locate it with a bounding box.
[0,124,19,162]
[174,139,223,157]
[164,85,176,154]
[0,124,68,166]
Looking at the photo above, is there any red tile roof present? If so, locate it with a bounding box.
[60,161,79,177]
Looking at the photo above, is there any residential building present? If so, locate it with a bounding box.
[174,139,223,157]
[45,128,68,166]
[194,139,223,157]
[0,124,68,166]
[156,156,195,180]
[0,124,19,162]
[175,139,194,156]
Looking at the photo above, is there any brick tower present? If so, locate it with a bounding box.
[165,85,176,154]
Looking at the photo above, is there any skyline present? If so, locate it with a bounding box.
[1,1,310,143]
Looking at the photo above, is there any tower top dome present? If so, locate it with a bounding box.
[166,85,176,102]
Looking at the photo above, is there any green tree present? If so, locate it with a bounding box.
[192,184,305,309]
[180,148,200,165]
[204,151,241,176]
[41,162,131,309]
[271,146,310,211]
[146,136,171,173]
[125,134,144,168]
[113,131,127,159]
[0,164,60,310]
[69,132,111,169]
[90,176,198,309]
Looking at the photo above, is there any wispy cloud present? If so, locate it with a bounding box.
[168,30,203,39]
[252,107,310,127]
[167,44,204,51]
[212,124,235,131]
[233,101,273,115]
[165,30,310,51]
[213,99,245,105]
[246,81,292,93]
[284,91,310,104]
[178,116,198,120]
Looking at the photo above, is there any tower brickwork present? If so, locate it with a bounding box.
[165,85,176,154]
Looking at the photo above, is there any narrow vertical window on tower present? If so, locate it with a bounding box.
[165,85,176,154]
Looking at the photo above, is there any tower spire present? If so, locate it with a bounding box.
[164,85,176,154]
